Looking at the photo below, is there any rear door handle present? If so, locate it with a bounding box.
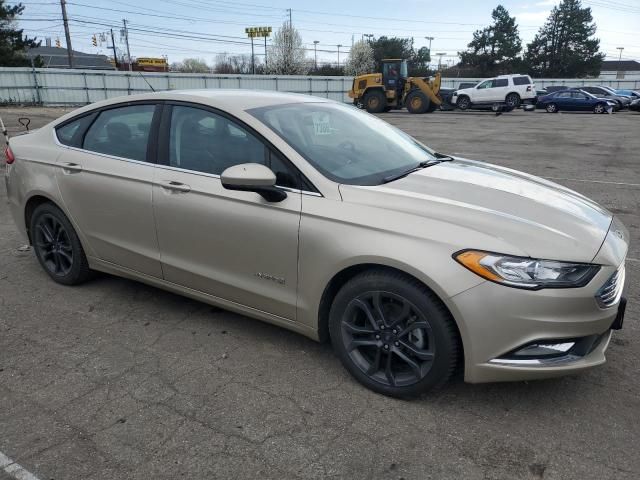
[61,162,83,173]
[158,180,191,193]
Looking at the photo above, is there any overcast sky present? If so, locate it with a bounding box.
[17,0,640,66]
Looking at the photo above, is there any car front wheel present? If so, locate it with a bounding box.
[593,103,606,114]
[30,202,92,285]
[329,270,460,397]
[456,95,470,110]
[546,103,558,113]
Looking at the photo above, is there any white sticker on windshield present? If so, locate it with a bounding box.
[312,112,331,135]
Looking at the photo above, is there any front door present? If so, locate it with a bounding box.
[152,103,303,319]
[55,103,163,277]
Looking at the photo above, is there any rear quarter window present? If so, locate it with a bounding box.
[513,76,532,86]
[55,114,95,147]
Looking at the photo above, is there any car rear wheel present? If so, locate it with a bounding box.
[363,90,387,113]
[546,103,558,113]
[456,95,470,110]
[405,90,430,114]
[505,93,521,108]
[593,103,606,114]
[329,270,460,397]
[30,202,92,285]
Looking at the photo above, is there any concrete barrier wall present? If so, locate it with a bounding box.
[1,67,638,106]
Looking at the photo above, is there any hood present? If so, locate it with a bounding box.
[339,159,612,262]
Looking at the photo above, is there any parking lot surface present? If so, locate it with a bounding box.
[1,106,639,480]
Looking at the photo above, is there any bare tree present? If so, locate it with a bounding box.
[343,40,375,76]
[213,53,261,74]
[266,22,308,75]
[177,57,209,73]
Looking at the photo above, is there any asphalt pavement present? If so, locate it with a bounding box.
[1,105,638,480]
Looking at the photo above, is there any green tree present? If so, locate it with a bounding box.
[458,5,522,76]
[0,1,41,67]
[524,0,603,78]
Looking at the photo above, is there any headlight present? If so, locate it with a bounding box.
[453,250,600,289]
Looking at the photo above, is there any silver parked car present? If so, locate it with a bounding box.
[4,91,628,397]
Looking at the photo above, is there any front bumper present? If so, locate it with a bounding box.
[448,219,628,384]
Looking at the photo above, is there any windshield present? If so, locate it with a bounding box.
[248,102,436,185]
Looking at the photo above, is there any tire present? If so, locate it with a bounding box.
[363,90,386,113]
[546,103,558,113]
[405,90,430,114]
[30,202,92,285]
[593,103,606,114]
[329,270,460,398]
[456,95,470,111]
[505,93,521,108]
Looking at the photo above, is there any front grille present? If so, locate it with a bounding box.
[595,264,625,308]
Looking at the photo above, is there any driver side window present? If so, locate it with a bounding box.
[169,105,266,175]
[477,80,493,89]
[168,105,304,189]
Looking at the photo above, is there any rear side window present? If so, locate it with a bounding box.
[493,78,508,87]
[55,114,95,147]
[83,105,155,162]
[513,76,532,86]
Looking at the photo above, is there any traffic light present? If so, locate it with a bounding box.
[92,35,97,47]
[55,37,61,48]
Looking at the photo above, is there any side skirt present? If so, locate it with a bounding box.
[88,256,320,341]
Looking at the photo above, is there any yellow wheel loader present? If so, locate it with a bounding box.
[348,59,443,114]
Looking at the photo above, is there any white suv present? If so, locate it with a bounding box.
[451,74,536,110]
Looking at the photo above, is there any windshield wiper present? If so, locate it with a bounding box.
[434,152,455,161]
[382,160,437,184]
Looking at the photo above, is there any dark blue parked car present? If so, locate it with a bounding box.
[536,89,616,113]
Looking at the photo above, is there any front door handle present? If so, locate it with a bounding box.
[61,162,83,173]
[158,180,191,193]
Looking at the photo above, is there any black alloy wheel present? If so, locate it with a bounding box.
[330,270,459,397]
[34,213,74,277]
[340,291,435,387]
[30,203,92,285]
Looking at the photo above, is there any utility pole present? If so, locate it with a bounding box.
[313,40,319,70]
[337,44,342,67]
[287,8,292,27]
[264,35,268,71]
[60,0,73,68]
[616,47,624,61]
[122,19,132,71]
[110,28,118,69]
[250,35,255,74]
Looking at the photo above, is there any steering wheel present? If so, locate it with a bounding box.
[338,140,356,152]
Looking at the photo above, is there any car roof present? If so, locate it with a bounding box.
[51,89,332,126]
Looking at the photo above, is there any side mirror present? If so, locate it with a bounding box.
[221,163,287,202]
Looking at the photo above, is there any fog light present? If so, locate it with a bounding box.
[511,342,575,358]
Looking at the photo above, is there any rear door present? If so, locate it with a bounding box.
[492,78,509,101]
[55,102,163,277]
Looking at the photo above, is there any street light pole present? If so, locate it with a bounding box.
[337,44,342,67]
[313,40,319,70]
[616,47,624,61]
